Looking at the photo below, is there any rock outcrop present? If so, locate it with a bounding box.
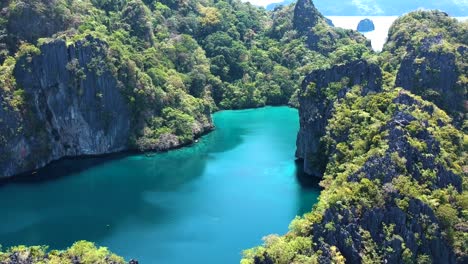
[0,36,131,177]
[305,91,463,264]
[357,18,375,32]
[292,0,370,54]
[0,36,213,177]
[243,10,466,264]
[293,0,323,33]
[383,10,467,126]
[245,84,466,264]
[296,60,382,176]
[395,41,465,120]
[3,0,74,54]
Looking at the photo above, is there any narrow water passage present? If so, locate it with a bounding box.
[0,106,321,263]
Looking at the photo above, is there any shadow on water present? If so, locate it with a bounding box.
[0,152,131,186]
[0,107,322,264]
[0,123,248,187]
[294,159,322,189]
[0,120,249,249]
[294,159,322,216]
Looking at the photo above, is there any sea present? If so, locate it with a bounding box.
[327,16,468,51]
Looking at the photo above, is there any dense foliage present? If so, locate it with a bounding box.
[0,0,370,151]
[242,87,467,264]
[241,9,467,264]
[380,10,467,128]
[0,0,466,263]
[0,241,126,264]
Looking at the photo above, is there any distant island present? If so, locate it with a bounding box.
[357,18,375,32]
[0,0,467,263]
[266,0,468,16]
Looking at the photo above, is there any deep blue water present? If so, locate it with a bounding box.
[0,106,320,263]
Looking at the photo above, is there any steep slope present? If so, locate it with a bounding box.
[0,0,371,177]
[296,60,382,176]
[243,10,467,264]
[2,1,465,264]
[243,62,467,264]
[1,0,218,177]
[381,11,467,127]
[292,0,370,54]
[1,37,132,177]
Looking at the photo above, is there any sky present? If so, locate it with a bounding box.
[242,0,468,15]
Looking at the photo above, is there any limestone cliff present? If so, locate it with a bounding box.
[244,70,466,263]
[0,36,131,177]
[296,60,382,176]
[382,11,467,126]
[292,0,323,33]
[243,10,467,264]
[0,36,213,177]
[395,42,465,122]
[292,0,370,54]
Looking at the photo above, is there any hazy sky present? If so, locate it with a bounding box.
[243,0,468,10]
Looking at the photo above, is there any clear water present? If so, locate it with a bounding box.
[0,106,320,264]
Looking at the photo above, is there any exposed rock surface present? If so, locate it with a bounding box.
[357,18,375,32]
[395,44,464,119]
[293,0,323,33]
[0,36,213,177]
[3,0,74,53]
[248,80,466,263]
[383,11,467,126]
[307,92,462,264]
[296,60,382,176]
[292,0,370,53]
[0,36,131,177]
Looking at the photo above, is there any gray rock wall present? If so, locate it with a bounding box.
[0,36,131,177]
[296,60,382,176]
[396,45,464,117]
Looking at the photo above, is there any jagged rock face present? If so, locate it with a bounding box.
[325,17,334,27]
[309,93,462,264]
[296,60,382,176]
[383,11,467,125]
[357,18,375,32]
[313,199,456,264]
[0,36,132,177]
[251,85,465,263]
[293,0,322,33]
[395,45,465,119]
[292,0,370,54]
[0,35,214,178]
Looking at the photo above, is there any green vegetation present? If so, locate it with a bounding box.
[0,241,125,264]
[243,86,467,263]
[381,10,467,127]
[0,0,371,151]
[0,0,466,263]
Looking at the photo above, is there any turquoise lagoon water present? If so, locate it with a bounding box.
[0,106,321,263]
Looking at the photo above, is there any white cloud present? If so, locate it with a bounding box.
[351,0,384,14]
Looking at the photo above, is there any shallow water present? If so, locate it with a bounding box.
[0,106,320,263]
